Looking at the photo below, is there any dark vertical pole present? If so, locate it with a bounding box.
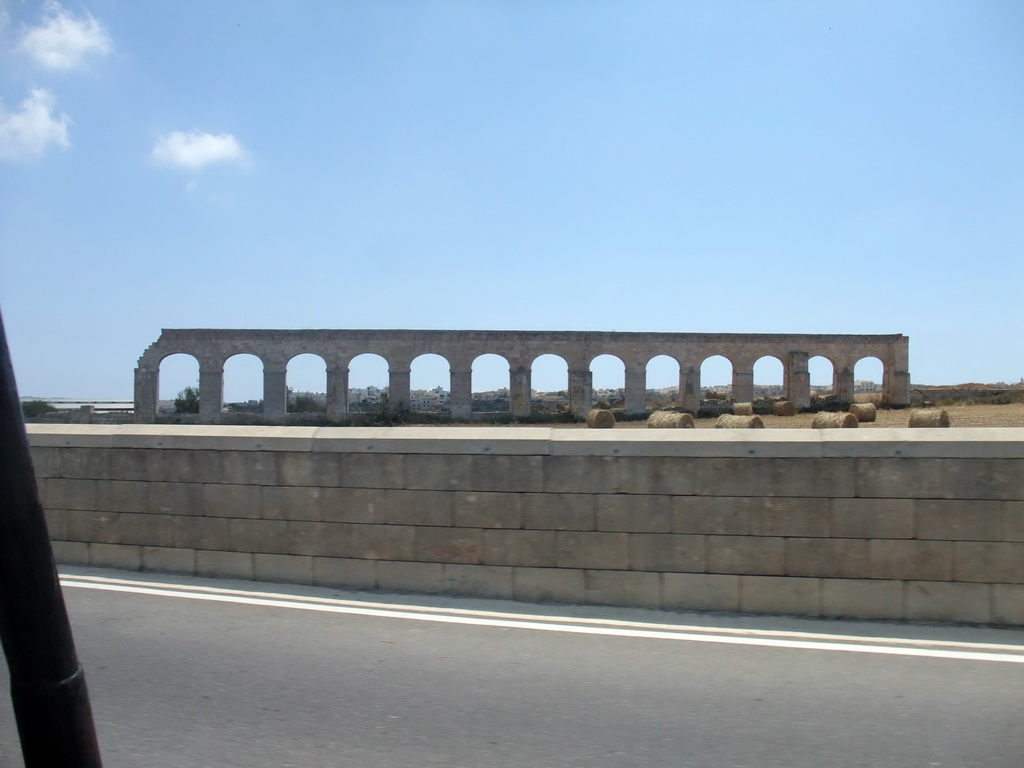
[0,310,102,767]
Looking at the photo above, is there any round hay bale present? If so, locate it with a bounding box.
[594,400,611,410]
[908,408,950,428]
[586,409,615,429]
[732,402,754,416]
[849,402,877,423]
[715,414,764,429]
[811,412,858,429]
[772,400,797,417]
[647,411,695,429]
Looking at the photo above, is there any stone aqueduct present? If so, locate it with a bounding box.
[133,329,910,424]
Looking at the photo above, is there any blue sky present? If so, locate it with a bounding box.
[1,1,1022,401]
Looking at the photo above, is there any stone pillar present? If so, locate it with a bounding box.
[510,365,532,418]
[679,364,699,413]
[786,351,810,408]
[732,366,754,404]
[325,365,349,420]
[568,368,593,419]
[449,369,473,420]
[834,365,855,404]
[263,367,288,424]
[198,368,224,424]
[623,366,647,415]
[388,369,411,410]
[133,366,158,423]
[886,339,911,406]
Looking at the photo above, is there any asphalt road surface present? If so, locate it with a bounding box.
[2,567,1023,767]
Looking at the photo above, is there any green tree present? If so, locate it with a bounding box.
[174,385,200,414]
[22,400,58,417]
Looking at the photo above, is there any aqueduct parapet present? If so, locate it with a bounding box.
[134,329,910,423]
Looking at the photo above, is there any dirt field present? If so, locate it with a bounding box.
[566,403,1024,429]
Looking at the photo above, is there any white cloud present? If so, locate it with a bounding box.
[151,130,248,171]
[0,88,71,161]
[18,1,113,70]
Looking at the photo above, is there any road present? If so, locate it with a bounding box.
[2,567,1023,767]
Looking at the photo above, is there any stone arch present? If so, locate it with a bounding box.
[286,353,327,414]
[700,355,734,402]
[589,354,625,408]
[472,354,510,415]
[753,355,784,401]
[809,355,836,399]
[854,356,885,401]
[348,353,390,412]
[645,354,681,411]
[409,353,451,413]
[222,353,265,418]
[530,354,570,415]
[158,352,200,407]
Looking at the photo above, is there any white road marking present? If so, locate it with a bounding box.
[61,575,1024,664]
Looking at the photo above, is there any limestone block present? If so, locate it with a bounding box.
[522,493,595,531]
[287,521,350,558]
[341,452,404,489]
[584,570,660,608]
[672,496,753,535]
[51,540,90,565]
[141,546,196,575]
[855,458,945,499]
[513,566,586,604]
[482,529,555,567]
[555,531,629,570]
[261,486,323,522]
[321,487,388,524]
[203,484,261,519]
[89,543,142,570]
[383,489,454,527]
[938,459,1023,501]
[544,456,617,494]
[254,553,314,584]
[65,510,119,544]
[629,533,705,573]
[707,535,784,575]
[453,491,523,530]
[785,538,867,579]
[443,563,513,599]
[954,542,1024,583]
[404,454,473,491]
[155,449,210,483]
[596,494,671,533]
[749,497,829,537]
[905,581,991,623]
[227,518,289,554]
[829,498,914,539]
[119,513,176,548]
[350,524,416,561]
[376,560,445,593]
[313,556,376,589]
[992,584,1024,625]
[100,480,150,514]
[914,499,1002,541]
[196,550,253,580]
[866,540,952,581]
[471,455,544,493]
[1003,501,1024,541]
[149,482,203,517]
[55,447,107,479]
[740,575,820,616]
[108,449,155,482]
[416,527,482,564]
[615,456,695,496]
[174,517,231,551]
[46,478,96,511]
[43,508,68,540]
[821,578,904,620]
[771,458,856,498]
[221,450,279,486]
[277,451,341,487]
[693,458,773,497]
[662,573,740,612]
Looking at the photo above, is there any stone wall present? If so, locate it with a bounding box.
[29,425,1024,625]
